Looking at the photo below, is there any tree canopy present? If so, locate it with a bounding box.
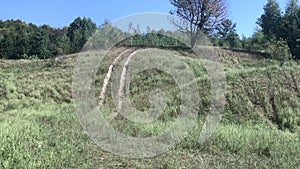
[0,17,96,59]
[258,0,300,59]
[257,0,282,41]
[1,1,300,60]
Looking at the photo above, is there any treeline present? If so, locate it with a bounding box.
[0,17,97,59]
[205,0,300,60]
[1,0,300,60]
[118,33,186,48]
[0,18,188,59]
[249,0,300,60]
[210,0,300,60]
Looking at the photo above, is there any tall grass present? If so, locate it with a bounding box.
[0,48,299,168]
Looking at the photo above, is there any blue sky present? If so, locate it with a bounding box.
[0,0,291,37]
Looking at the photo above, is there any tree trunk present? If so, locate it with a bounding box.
[191,35,197,49]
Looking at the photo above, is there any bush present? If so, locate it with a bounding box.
[267,40,293,64]
[22,54,39,60]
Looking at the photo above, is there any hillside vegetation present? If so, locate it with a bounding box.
[0,47,299,168]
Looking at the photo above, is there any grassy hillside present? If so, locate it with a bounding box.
[0,47,299,168]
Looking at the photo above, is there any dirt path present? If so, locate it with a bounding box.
[99,49,135,105]
[117,51,137,112]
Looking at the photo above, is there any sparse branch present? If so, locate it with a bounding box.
[170,0,227,48]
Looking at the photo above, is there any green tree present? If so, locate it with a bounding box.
[267,40,293,65]
[250,28,268,51]
[215,19,241,48]
[84,20,126,50]
[257,0,283,40]
[0,20,33,59]
[283,0,300,58]
[0,18,99,59]
[57,34,71,55]
[227,32,241,49]
[216,19,236,39]
[29,26,51,59]
[241,35,250,50]
[67,17,97,53]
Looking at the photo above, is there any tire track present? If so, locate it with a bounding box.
[99,49,136,105]
[117,50,138,112]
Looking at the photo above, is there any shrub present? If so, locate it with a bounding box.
[267,40,293,65]
[22,54,39,60]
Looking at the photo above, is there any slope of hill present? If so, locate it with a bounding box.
[0,47,299,168]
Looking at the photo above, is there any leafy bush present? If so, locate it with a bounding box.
[22,54,39,60]
[267,40,293,64]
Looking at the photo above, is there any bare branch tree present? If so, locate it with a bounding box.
[170,0,227,48]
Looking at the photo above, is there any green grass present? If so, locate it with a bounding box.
[0,104,95,168]
[0,47,299,168]
[1,104,299,168]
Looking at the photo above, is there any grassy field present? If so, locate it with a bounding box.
[0,47,299,168]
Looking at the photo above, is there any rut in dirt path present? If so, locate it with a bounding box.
[99,49,135,105]
[117,51,137,113]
